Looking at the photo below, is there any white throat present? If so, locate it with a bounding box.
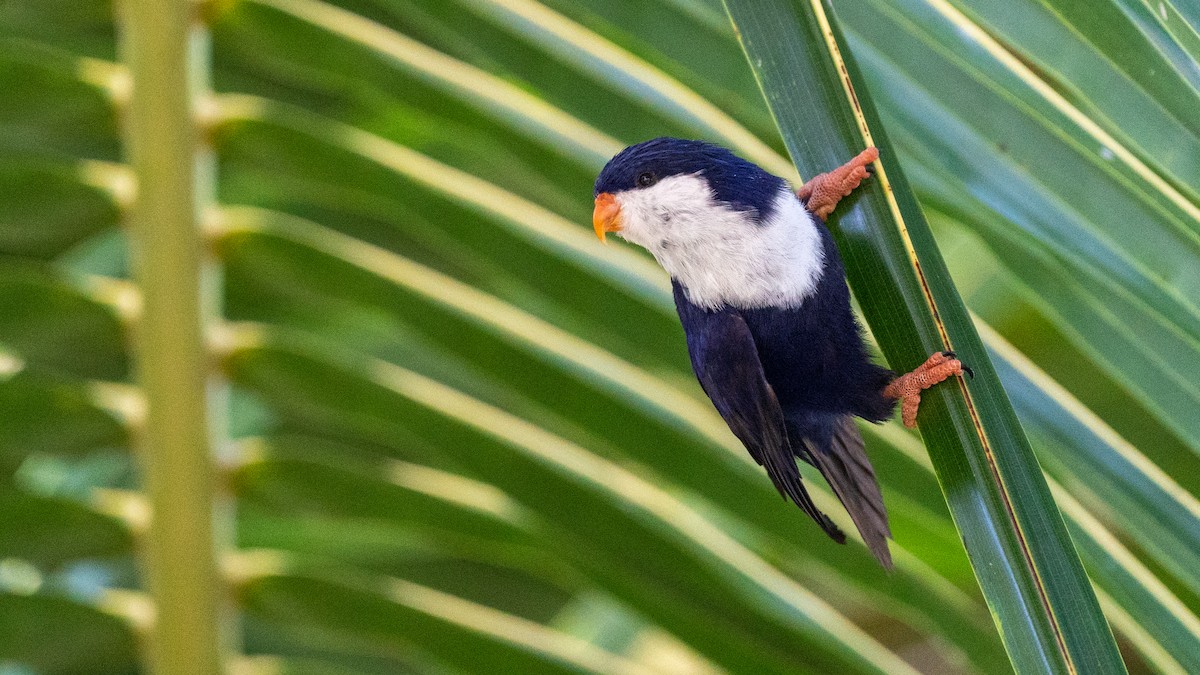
[614,175,825,310]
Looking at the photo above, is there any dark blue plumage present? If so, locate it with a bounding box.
[737,226,895,425]
[672,226,896,565]
[595,137,786,219]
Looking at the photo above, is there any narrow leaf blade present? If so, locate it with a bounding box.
[725,1,1125,671]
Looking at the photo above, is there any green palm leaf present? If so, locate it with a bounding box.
[1,0,1198,672]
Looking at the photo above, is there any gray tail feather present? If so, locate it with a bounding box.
[805,417,893,569]
[758,443,846,545]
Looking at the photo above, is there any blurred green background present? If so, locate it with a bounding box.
[1,0,1199,673]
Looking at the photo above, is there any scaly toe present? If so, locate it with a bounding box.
[887,348,971,427]
[900,394,920,428]
[854,147,879,170]
[915,351,952,373]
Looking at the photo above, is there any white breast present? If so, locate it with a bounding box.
[613,175,825,310]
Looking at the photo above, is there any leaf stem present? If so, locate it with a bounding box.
[118,0,227,671]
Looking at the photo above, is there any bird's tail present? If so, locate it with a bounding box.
[804,417,893,569]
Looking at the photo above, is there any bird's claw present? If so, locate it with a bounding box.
[884,350,971,428]
[941,351,974,378]
[798,147,880,221]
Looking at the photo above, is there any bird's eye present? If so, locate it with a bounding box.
[636,172,657,188]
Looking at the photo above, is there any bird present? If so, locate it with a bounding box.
[591,137,969,568]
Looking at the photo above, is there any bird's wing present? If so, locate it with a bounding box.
[801,417,893,569]
[678,303,844,543]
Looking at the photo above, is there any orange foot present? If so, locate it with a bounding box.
[797,147,879,221]
[883,351,973,428]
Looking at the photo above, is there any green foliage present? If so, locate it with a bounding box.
[1,0,1198,673]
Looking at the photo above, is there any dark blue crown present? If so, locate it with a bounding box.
[594,137,786,220]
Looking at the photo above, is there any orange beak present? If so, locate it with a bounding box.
[592,192,622,243]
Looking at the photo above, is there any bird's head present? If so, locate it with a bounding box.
[592,137,787,248]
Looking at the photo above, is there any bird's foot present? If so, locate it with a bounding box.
[797,147,879,221]
[883,351,972,428]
